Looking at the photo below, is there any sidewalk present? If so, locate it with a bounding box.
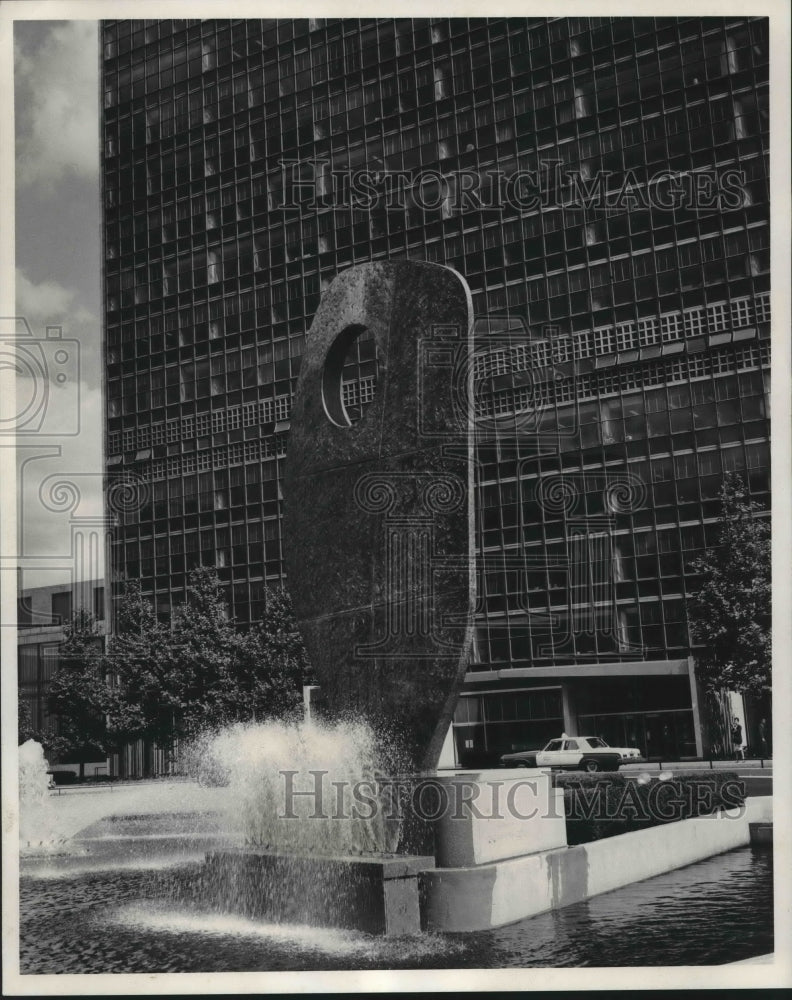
[49,776,193,796]
[35,779,233,844]
[621,758,773,772]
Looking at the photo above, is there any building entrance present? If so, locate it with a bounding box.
[578,708,697,760]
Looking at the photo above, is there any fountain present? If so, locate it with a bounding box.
[206,261,568,935]
[16,263,565,941]
[18,739,57,852]
[15,263,567,942]
[15,264,775,968]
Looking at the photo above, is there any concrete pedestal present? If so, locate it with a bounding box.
[418,768,569,931]
[201,770,572,935]
[204,848,434,936]
[426,768,567,867]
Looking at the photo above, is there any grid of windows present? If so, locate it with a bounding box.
[477,338,768,420]
[103,16,770,649]
[469,291,768,388]
[452,686,564,763]
[472,357,768,666]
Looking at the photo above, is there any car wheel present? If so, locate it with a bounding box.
[583,758,601,773]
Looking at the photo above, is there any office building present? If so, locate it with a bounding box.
[17,579,110,777]
[101,16,770,766]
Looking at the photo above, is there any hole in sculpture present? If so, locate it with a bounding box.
[322,325,381,427]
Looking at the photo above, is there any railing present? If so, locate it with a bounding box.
[639,756,771,770]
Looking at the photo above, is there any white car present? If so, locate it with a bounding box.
[501,736,643,772]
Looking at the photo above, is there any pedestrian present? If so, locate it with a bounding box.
[758,717,769,757]
[661,723,673,761]
[731,719,744,760]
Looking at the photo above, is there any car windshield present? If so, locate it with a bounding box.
[544,739,563,751]
[586,737,608,748]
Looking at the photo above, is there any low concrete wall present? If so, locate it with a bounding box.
[430,770,567,867]
[421,796,772,932]
[206,849,435,936]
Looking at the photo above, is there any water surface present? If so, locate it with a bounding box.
[19,845,772,972]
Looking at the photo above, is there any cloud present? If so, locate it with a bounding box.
[16,384,105,588]
[15,266,100,383]
[16,267,95,330]
[11,267,105,587]
[15,21,99,191]
[10,24,105,591]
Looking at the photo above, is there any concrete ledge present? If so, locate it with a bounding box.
[749,822,773,845]
[209,846,433,878]
[421,796,772,932]
[206,848,435,935]
[428,771,567,867]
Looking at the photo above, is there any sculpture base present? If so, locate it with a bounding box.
[427,768,567,866]
[204,848,435,936]
[203,770,569,935]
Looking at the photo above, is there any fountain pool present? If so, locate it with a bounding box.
[16,722,774,972]
[19,843,772,972]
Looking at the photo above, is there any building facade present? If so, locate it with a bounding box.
[17,579,110,776]
[101,17,770,766]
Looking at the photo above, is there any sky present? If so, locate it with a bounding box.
[14,20,103,588]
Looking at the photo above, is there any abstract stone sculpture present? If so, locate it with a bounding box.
[283,262,475,772]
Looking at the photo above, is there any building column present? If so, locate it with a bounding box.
[562,683,577,736]
[687,656,705,758]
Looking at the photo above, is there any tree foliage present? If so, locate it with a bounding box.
[46,608,113,775]
[46,569,312,759]
[687,474,771,695]
[112,568,310,743]
[233,585,311,723]
[18,699,36,745]
[105,580,173,745]
[164,568,310,737]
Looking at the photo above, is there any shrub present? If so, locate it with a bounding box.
[48,770,78,786]
[556,771,745,845]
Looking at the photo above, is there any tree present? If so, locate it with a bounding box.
[163,567,240,739]
[162,569,311,736]
[42,575,312,779]
[18,699,36,744]
[233,586,312,723]
[105,581,174,748]
[46,608,112,778]
[687,473,771,696]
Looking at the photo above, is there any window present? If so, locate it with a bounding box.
[616,322,636,352]
[754,291,771,323]
[660,313,682,342]
[17,598,33,628]
[593,327,615,355]
[708,302,729,332]
[683,308,705,337]
[51,591,72,625]
[637,317,659,346]
[731,297,752,329]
